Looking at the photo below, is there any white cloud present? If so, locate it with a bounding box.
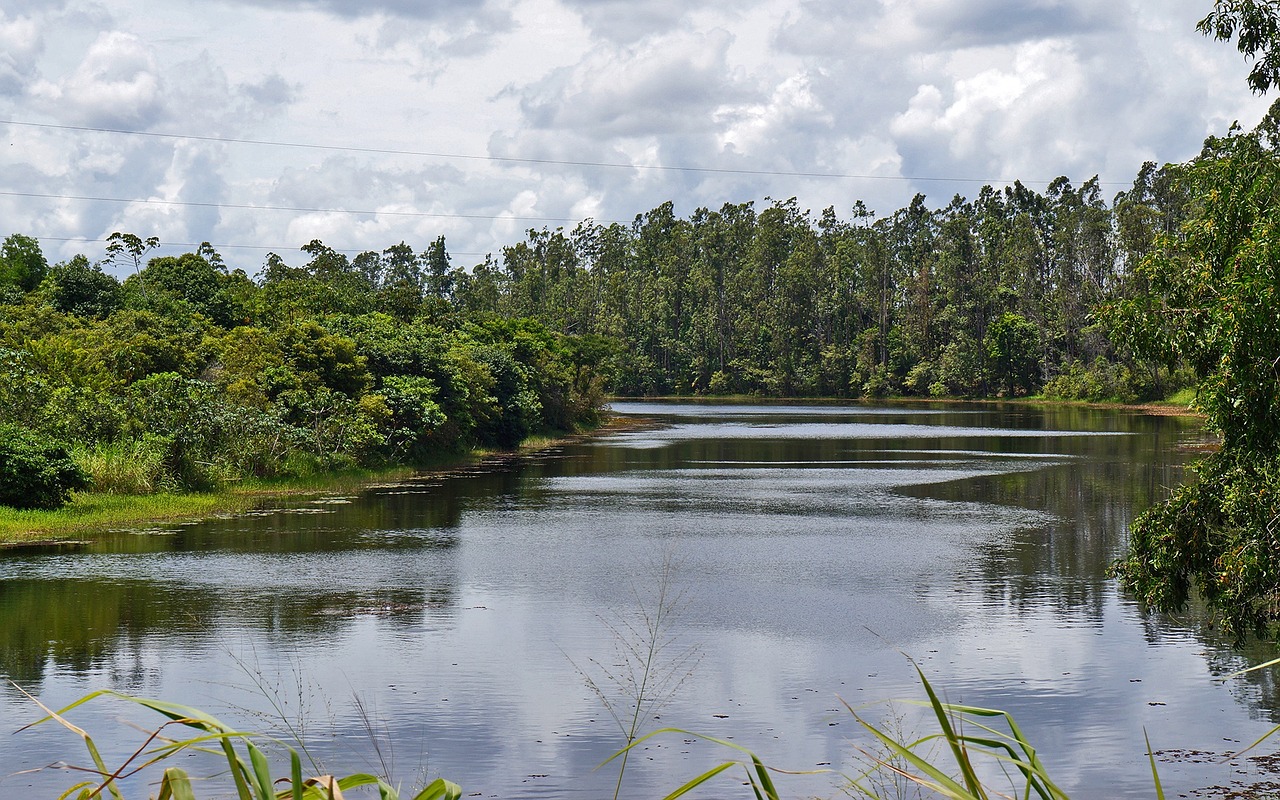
[890,40,1082,182]
[30,31,163,128]
[509,27,752,138]
[0,14,43,95]
[0,0,1271,270]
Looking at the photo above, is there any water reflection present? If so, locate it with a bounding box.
[2,401,1270,800]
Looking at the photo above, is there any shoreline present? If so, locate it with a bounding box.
[0,398,1194,548]
[609,393,1203,418]
[0,415,653,549]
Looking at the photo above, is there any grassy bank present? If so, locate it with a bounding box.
[0,466,417,547]
[0,417,650,548]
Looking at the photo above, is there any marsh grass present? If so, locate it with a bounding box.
[0,466,417,546]
[0,492,232,544]
[12,684,460,800]
[571,553,701,800]
[632,664,1077,800]
[75,438,175,495]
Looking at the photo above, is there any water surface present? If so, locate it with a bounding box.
[1,402,1273,798]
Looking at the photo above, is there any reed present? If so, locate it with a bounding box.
[633,664,1161,800]
[572,553,700,800]
[14,684,460,800]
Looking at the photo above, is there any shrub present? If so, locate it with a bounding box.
[0,424,91,509]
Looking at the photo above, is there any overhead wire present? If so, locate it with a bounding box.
[1,116,1133,258]
[0,117,1130,187]
[0,189,622,225]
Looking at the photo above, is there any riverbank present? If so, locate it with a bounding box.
[0,397,1196,547]
[0,416,654,548]
[611,390,1203,417]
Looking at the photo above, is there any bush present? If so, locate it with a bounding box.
[0,424,91,509]
[1042,358,1140,403]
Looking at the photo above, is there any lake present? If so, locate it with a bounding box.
[2,401,1277,798]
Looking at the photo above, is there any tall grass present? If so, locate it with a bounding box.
[627,664,1166,800]
[8,664,1200,800]
[75,438,175,495]
[14,685,460,800]
[572,553,700,800]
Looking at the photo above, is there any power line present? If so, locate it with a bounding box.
[0,117,1129,187]
[0,190,618,225]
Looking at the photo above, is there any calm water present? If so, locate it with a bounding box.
[2,401,1277,798]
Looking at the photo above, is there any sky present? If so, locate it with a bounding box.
[0,0,1273,275]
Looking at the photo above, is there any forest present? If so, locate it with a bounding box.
[0,231,608,508]
[0,158,1192,507]
[0,162,1191,509]
[488,171,1185,401]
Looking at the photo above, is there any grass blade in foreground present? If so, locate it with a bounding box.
[14,686,461,800]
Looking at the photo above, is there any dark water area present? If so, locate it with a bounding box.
[1,401,1276,798]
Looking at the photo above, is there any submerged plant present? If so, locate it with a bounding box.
[12,684,460,800]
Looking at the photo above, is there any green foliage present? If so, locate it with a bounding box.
[0,424,91,510]
[0,234,48,291]
[88,309,211,384]
[18,687,462,800]
[1116,450,1280,640]
[376,375,446,461]
[131,251,246,326]
[47,255,123,318]
[1199,1,1280,94]
[984,312,1039,396]
[0,235,609,500]
[1111,101,1280,639]
[1041,358,1142,403]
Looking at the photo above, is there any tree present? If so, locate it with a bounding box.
[105,233,159,295]
[0,234,48,291]
[1111,101,1280,639]
[1199,0,1280,94]
[984,312,1040,396]
[0,425,91,510]
[48,256,123,318]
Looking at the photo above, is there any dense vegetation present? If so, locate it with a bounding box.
[489,174,1189,401]
[0,161,1210,514]
[1112,101,1280,639]
[1109,0,1280,641]
[0,233,607,505]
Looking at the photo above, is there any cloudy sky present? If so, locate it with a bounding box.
[0,0,1272,274]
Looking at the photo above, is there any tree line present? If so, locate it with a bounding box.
[484,170,1189,402]
[0,160,1201,509]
